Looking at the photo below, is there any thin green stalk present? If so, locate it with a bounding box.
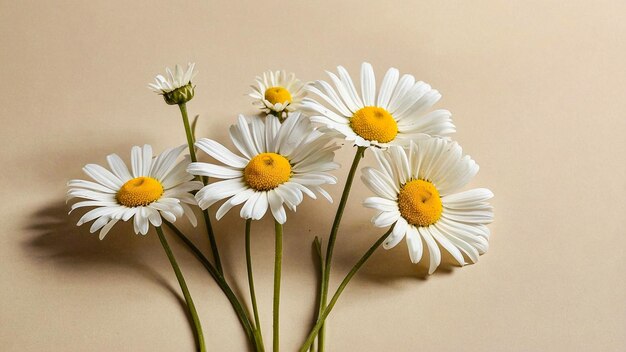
[299,226,394,352]
[245,219,265,349]
[155,226,206,352]
[312,237,324,352]
[162,220,259,350]
[178,102,223,275]
[179,103,198,162]
[273,221,283,352]
[317,146,366,351]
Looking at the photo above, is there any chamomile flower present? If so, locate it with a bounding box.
[248,70,307,116]
[188,112,339,224]
[362,138,494,274]
[67,145,202,239]
[303,62,455,148]
[149,62,197,105]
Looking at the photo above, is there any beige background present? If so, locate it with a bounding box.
[1,1,625,351]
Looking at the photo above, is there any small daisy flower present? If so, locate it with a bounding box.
[362,138,494,274]
[188,112,339,224]
[67,145,202,239]
[303,62,456,149]
[248,70,307,117]
[149,62,198,105]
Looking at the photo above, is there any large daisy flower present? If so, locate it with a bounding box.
[303,62,455,148]
[188,112,339,224]
[361,138,494,274]
[248,70,307,116]
[67,145,202,239]
[149,62,197,105]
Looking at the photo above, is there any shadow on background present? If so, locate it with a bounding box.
[22,201,191,325]
[330,223,460,283]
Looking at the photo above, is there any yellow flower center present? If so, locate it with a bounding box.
[244,153,292,191]
[397,179,442,227]
[116,177,164,207]
[350,106,398,143]
[264,86,293,105]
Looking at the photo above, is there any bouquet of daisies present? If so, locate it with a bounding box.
[67,62,493,351]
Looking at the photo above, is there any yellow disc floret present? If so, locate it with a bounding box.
[264,86,293,105]
[244,153,292,191]
[116,177,164,207]
[397,179,442,227]
[350,106,398,143]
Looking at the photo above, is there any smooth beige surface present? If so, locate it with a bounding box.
[1,1,625,351]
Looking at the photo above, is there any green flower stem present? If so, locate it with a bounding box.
[246,219,265,349]
[273,221,283,352]
[155,226,206,352]
[299,226,394,352]
[179,103,198,162]
[317,146,366,351]
[178,102,223,275]
[162,220,261,351]
[312,237,324,352]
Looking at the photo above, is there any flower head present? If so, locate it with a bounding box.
[149,63,197,105]
[248,70,307,117]
[303,62,455,149]
[362,138,493,274]
[188,113,339,224]
[67,145,202,239]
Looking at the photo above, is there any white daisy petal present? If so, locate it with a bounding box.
[405,225,423,264]
[99,219,119,240]
[419,227,441,274]
[149,63,196,94]
[248,70,307,113]
[187,162,241,179]
[362,137,493,275]
[130,146,144,178]
[383,217,408,249]
[67,179,116,194]
[377,67,399,108]
[68,145,200,239]
[429,225,466,266]
[251,192,269,220]
[268,190,287,224]
[189,114,337,223]
[107,154,132,182]
[306,63,453,149]
[83,164,122,189]
[363,197,398,212]
[360,62,376,106]
[194,178,246,209]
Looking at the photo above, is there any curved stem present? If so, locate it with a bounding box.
[273,221,283,352]
[299,226,394,352]
[317,146,365,350]
[178,102,223,275]
[246,219,265,349]
[155,226,206,352]
[162,220,259,350]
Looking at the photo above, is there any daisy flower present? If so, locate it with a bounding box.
[303,62,456,148]
[361,138,494,274]
[248,70,307,117]
[67,145,202,239]
[188,112,339,224]
[149,62,197,105]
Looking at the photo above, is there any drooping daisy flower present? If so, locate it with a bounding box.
[361,138,493,274]
[149,62,197,105]
[248,70,307,117]
[303,62,456,148]
[188,112,339,224]
[67,145,202,239]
